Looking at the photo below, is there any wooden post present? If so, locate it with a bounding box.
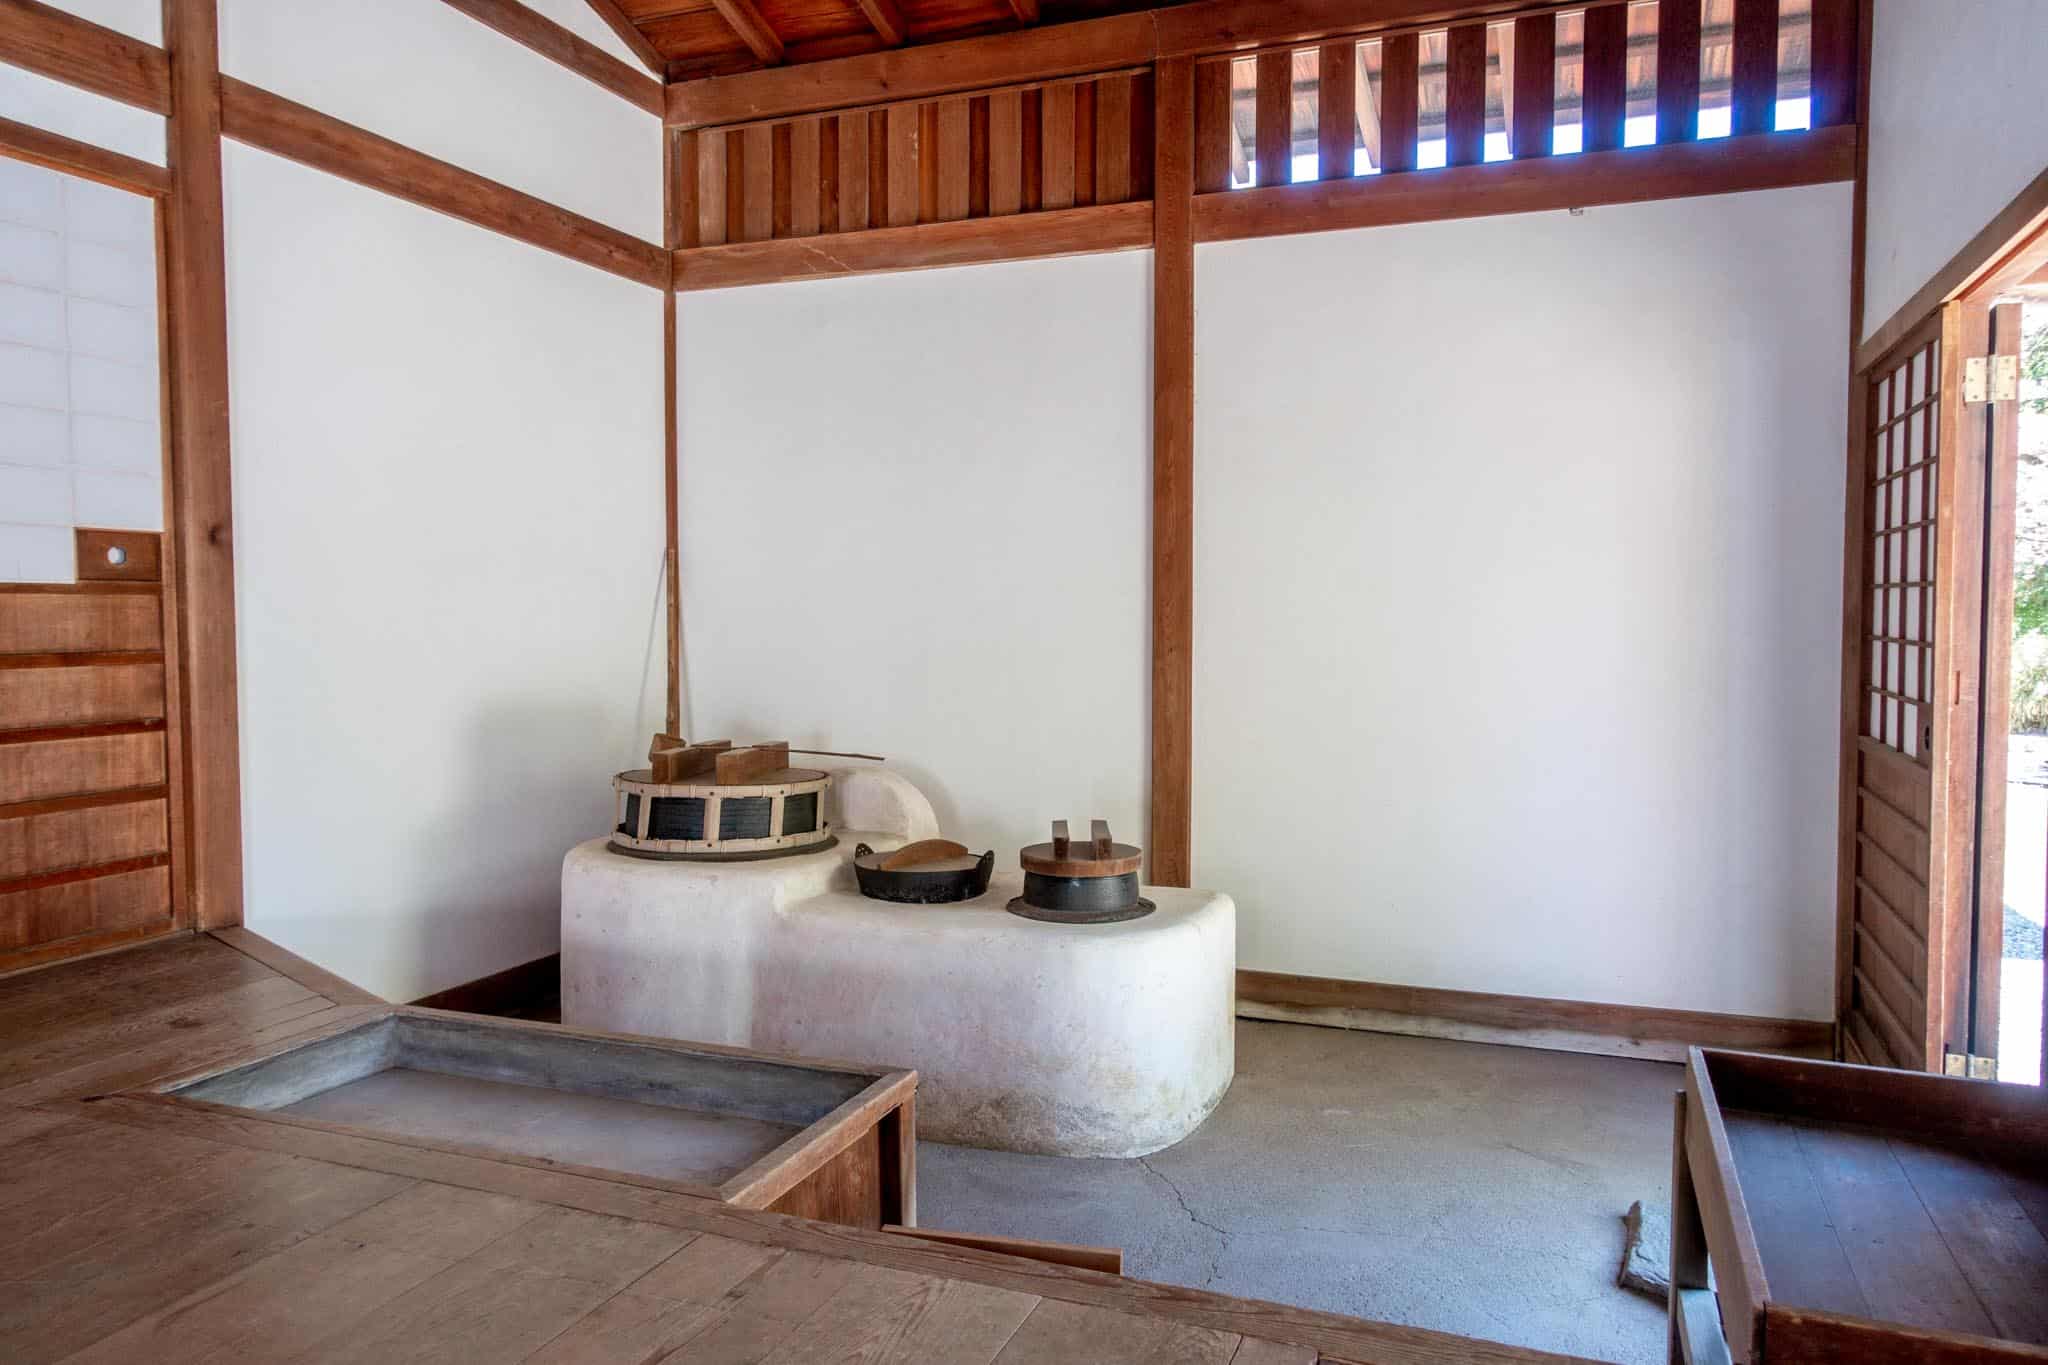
[1151,59,1194,889]
[162,0,243,929]
[663,126,684,740]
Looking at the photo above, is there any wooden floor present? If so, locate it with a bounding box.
[0,932,1598,1365]
[1723,1108,2048,1344]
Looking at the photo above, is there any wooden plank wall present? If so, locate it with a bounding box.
[684,69,1154,248]
[1,531,181,974]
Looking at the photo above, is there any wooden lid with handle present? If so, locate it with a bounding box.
[1018,819,1142,878]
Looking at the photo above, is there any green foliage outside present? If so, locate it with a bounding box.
[2011,310,2048,731]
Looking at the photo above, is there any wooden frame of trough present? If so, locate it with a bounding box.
[128,1004,920,1229]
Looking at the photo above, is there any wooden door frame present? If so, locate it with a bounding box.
[1839,169,2048,1073]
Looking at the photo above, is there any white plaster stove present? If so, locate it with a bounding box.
[560,774,1235,1158]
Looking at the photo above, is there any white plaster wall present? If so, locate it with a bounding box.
[1862,0,2048,340]
[1196,184,1853,1021]
[677,253,1152,861]
[219,0,659,240]
[225,143,665,1002]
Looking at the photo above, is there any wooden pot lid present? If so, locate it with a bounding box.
[856,839,984,874]
[1018,819,1142,879]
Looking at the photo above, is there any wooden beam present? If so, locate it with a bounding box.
[161,0,242,932]
[578,0,666,76]
[1856,161,2048,373]
[1317,40,1355,179]
[663,131,683,741]
[1195,123,1856,242]
[218,78,668,288]
[1655,0,1701,142]
[711,0,784,65]
[0,113,171,195]
[437,0,663,115]
[851,0,907,47]
[1007,0,1042,22]
[1150,58,1194,889]
[1377,29,1418,172]
[1579,0,1626,154]
[0,0,170,114]
[1508,13,1553,159]
[671,201,1151,289]
[668,13,1155,129]
[1443,22,1485,166]
[1729,0,1778,138]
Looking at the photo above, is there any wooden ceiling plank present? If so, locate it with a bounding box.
[580,0,669,76]
[852,0,907,47]
[711,0,785,64]
[438,0,663,115]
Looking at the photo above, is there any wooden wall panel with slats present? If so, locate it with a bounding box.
[683,69,1154,248]
[1,550,181,972]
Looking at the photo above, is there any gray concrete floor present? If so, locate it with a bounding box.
[918,1019,1676,1365]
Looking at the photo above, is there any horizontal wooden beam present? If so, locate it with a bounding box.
[668,12,1155,129]
[579,0,666,77]
[1152,0,1556,60]
[1195,125,1857,243]
[219,77,668,288]
[0,0,170,114]
[437,0,663,115]
[1238,969,1835,1062]
[671,201,1152,289]
[665,0,1577,130]
[0,112,170,194]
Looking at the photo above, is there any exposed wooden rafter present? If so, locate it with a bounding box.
[1352,48,1380,170]
[437,0,663,115]
[578,0,666,76]
[853,0,908,47]
[711,0,785,66]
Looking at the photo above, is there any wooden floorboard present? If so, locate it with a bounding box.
[1720,1111,1869,1318]
[0,928,1595,1365]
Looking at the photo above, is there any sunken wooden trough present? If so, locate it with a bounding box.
[140,1007,917,1228]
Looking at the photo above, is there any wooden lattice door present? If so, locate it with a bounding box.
[1840,305,2001,1073]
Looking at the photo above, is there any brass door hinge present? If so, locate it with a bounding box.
[1943,1050,1997,1080]
[1962,355,2019,403]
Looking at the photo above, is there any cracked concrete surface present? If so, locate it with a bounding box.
[919,1019,1675,1365]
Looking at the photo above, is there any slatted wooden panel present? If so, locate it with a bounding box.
[689,70,1154,245]
[1187,0,1857,193]
[1843,330,1943,1073]
[1,555,178,972]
